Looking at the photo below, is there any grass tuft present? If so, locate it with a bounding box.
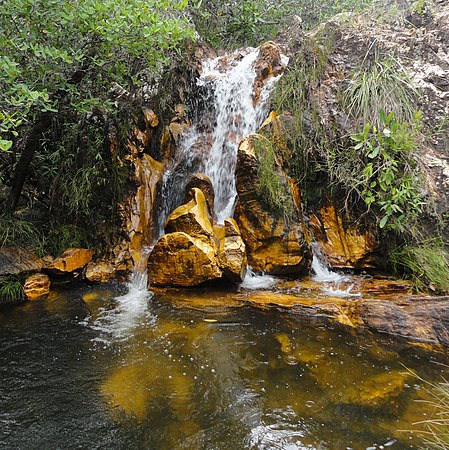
[0,277,24,304]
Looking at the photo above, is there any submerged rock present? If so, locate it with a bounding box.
[148,232,221,287]
[45,248,94,274]
[23,273,50,300]
[234,137,311,276]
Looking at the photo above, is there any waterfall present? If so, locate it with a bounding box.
[158,46,287,229]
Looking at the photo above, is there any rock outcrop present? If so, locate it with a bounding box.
[148,182,247,286]
[85,261,116,283]
[23,273,50,300]
[234,137,311,276]
[45,248,94,274]
[310,204,379,269]
[0,247,42,277]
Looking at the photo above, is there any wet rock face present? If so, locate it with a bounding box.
[310,204,379,269]
[148,232,222,287]
[85,261,116,283]
[184,173,215,218]
[23,273,50,300]
[148,188,247,287]
[0,247,42,277]
[234,137,311,276]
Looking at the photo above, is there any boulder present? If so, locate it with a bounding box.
[310,204,379,269]
[23,273,50,300]
[234,137,311,276]
[165,188,214,244]
[45,248,94,274]
[216,218,247,282]
[0,247,42,276]
[148,232,221,287]
[85,261,116,282]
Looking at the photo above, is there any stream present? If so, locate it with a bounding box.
[1,278,448,449]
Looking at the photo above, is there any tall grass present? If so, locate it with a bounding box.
[343,54,419,128]
[0,277,24,303]
[414,377,449,449]
[389,242,449,294]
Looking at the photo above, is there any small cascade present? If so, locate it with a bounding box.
[240,267,278,290]
[158,45,287,228]
[311,245,361,298]
[89,248,155,344]
[198,48,282,222]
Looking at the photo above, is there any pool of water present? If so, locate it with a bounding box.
[0,281,447,449]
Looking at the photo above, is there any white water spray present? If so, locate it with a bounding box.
[198,48,284,223]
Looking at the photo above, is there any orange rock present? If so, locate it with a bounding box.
[216,218,247,282]
[46,248,94,274]
[148,232,222,286]
[310,204,378,269]
[165,188,214,245]
[24,273,50,300]
[85,261,116,282]
[234,137,311,276]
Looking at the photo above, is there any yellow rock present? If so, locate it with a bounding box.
[148,232,222,286]
[85,261,116,282]
[46,248,94,274]
[310,204,378,269]
[23,273,50,300]
[216,218,247,282]
[165,188,214,244]
[235,137,311,276]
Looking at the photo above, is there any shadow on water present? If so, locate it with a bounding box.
[1,280,448,449]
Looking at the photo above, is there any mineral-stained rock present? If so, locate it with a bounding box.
[234,137,311,276]
[23,273,50,300]
[216,218,247,282]
[340,371,411,409]
[85,261,116,283]
[310,204,379,269]
[165,188,214,245]
[0,247,42,276]
[184,173,215,218]
[45,248,94,274]
[148,232,222,287]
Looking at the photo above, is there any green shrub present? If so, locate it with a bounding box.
[0,214,43,249]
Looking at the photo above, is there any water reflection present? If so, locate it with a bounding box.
[0,284,447,449]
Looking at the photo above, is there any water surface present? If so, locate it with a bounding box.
[0,282,447,449]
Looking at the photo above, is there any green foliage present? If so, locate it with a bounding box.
[253,134,296,224]
[0,0,193,149]
[0,276,24,304]
[190,0,373,49]
[389,241,449,294]
[343,55,418,128]
[272,39,331,184]
[348,111,424,231]
[0,214,43,249]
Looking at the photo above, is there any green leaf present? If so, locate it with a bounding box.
[379,215,389,228]
[0,139,13,152]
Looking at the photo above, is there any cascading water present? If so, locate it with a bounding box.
[158,46,288,228]
[311,244,361,298]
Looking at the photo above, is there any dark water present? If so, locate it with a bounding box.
[0,282,447,450]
